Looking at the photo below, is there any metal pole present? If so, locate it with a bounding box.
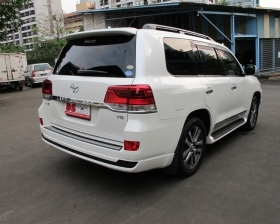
[199,13,232,43]
[231,15,235,54]
[104,13,108,28]
[255,16,260,74]
[273,38,275,71]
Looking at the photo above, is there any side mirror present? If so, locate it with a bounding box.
[244,64,257,75]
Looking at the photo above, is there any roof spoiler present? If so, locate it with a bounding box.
[142,24,214,41]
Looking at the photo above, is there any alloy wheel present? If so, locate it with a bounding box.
[249,99,258,127]
[182,126,204,169]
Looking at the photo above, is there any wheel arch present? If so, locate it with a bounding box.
[163,108,211,175]
[253,91,261,102]
[184,109,211,137]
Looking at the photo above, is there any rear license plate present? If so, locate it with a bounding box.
[40,73,47,76]
[65,103,91,120]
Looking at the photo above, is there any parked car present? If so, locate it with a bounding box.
[24,63,52,88]
[39,24,262,177]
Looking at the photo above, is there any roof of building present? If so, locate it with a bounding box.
[79,2,280,14]
[63,12,83,18]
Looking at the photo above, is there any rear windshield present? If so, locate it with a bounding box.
[54,35,136,78]
[34,64,50,71]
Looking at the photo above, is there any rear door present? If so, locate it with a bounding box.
[45,33,137,141]
[193,44,231,131]
[0,55,8,81]
[9,54,24,81]
[0,54,13,81]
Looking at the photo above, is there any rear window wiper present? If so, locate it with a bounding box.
[77,69,107,74]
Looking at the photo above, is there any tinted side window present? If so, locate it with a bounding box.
[164,38,197,76]
[217,50,242,76]
[192,45,204,75]
[196,46,222,75]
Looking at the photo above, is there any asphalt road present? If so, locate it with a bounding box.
[0,82,280,224]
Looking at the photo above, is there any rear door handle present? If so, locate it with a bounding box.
[231,84,237,90]
[206,87,213,95]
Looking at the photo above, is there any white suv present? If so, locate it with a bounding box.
[39,24,262,177]
[24,63,52,88]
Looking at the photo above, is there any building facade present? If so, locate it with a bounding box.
[76,2,95,11]
[89,0,216,10]
[64,12,83,33]
[81,2,280,73]
[0,0,63,50]
[227,0,258,7]
[227,0,280,8]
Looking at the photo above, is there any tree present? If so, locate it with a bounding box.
[217,0,229,5]
[36,13,66,42]
[26,39,66,66]
[0,43,25,53]
[79,25,84,32]
[0,0,32,41]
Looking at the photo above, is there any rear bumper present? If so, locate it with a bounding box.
[41,132,174,173]
[32,76,49,84]
[39,112,184,172]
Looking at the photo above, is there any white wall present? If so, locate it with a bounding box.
[259,0,280,9]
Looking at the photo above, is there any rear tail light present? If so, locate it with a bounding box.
[39,118,43,125]
[42,79,52,100]
[104,85,156,113]
[31,70,35,77]
[124,140,140,151]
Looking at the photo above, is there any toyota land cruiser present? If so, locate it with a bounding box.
[39,24,262,177]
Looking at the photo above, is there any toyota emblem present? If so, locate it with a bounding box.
[70,83,79,93]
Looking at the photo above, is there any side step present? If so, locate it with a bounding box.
[211,119,245,140]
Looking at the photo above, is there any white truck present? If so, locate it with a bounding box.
[0,53,27,91]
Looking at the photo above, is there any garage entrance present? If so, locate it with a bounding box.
[235,38,256,68]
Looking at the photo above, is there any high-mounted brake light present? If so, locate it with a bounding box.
[42,79,52,100]
[104,85,156,113]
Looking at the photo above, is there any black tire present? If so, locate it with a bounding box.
[30,81,34,88]
[244,96,259,131]
[177,117,206,177]
[18,86,23,91]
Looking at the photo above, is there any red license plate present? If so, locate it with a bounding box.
[65,103,91,120]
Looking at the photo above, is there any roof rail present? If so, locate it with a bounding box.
[142,24,214,41]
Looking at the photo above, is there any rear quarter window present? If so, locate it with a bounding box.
[55,35,136,78]
[163,38,197,76]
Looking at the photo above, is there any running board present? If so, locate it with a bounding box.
[211,118,245,140]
